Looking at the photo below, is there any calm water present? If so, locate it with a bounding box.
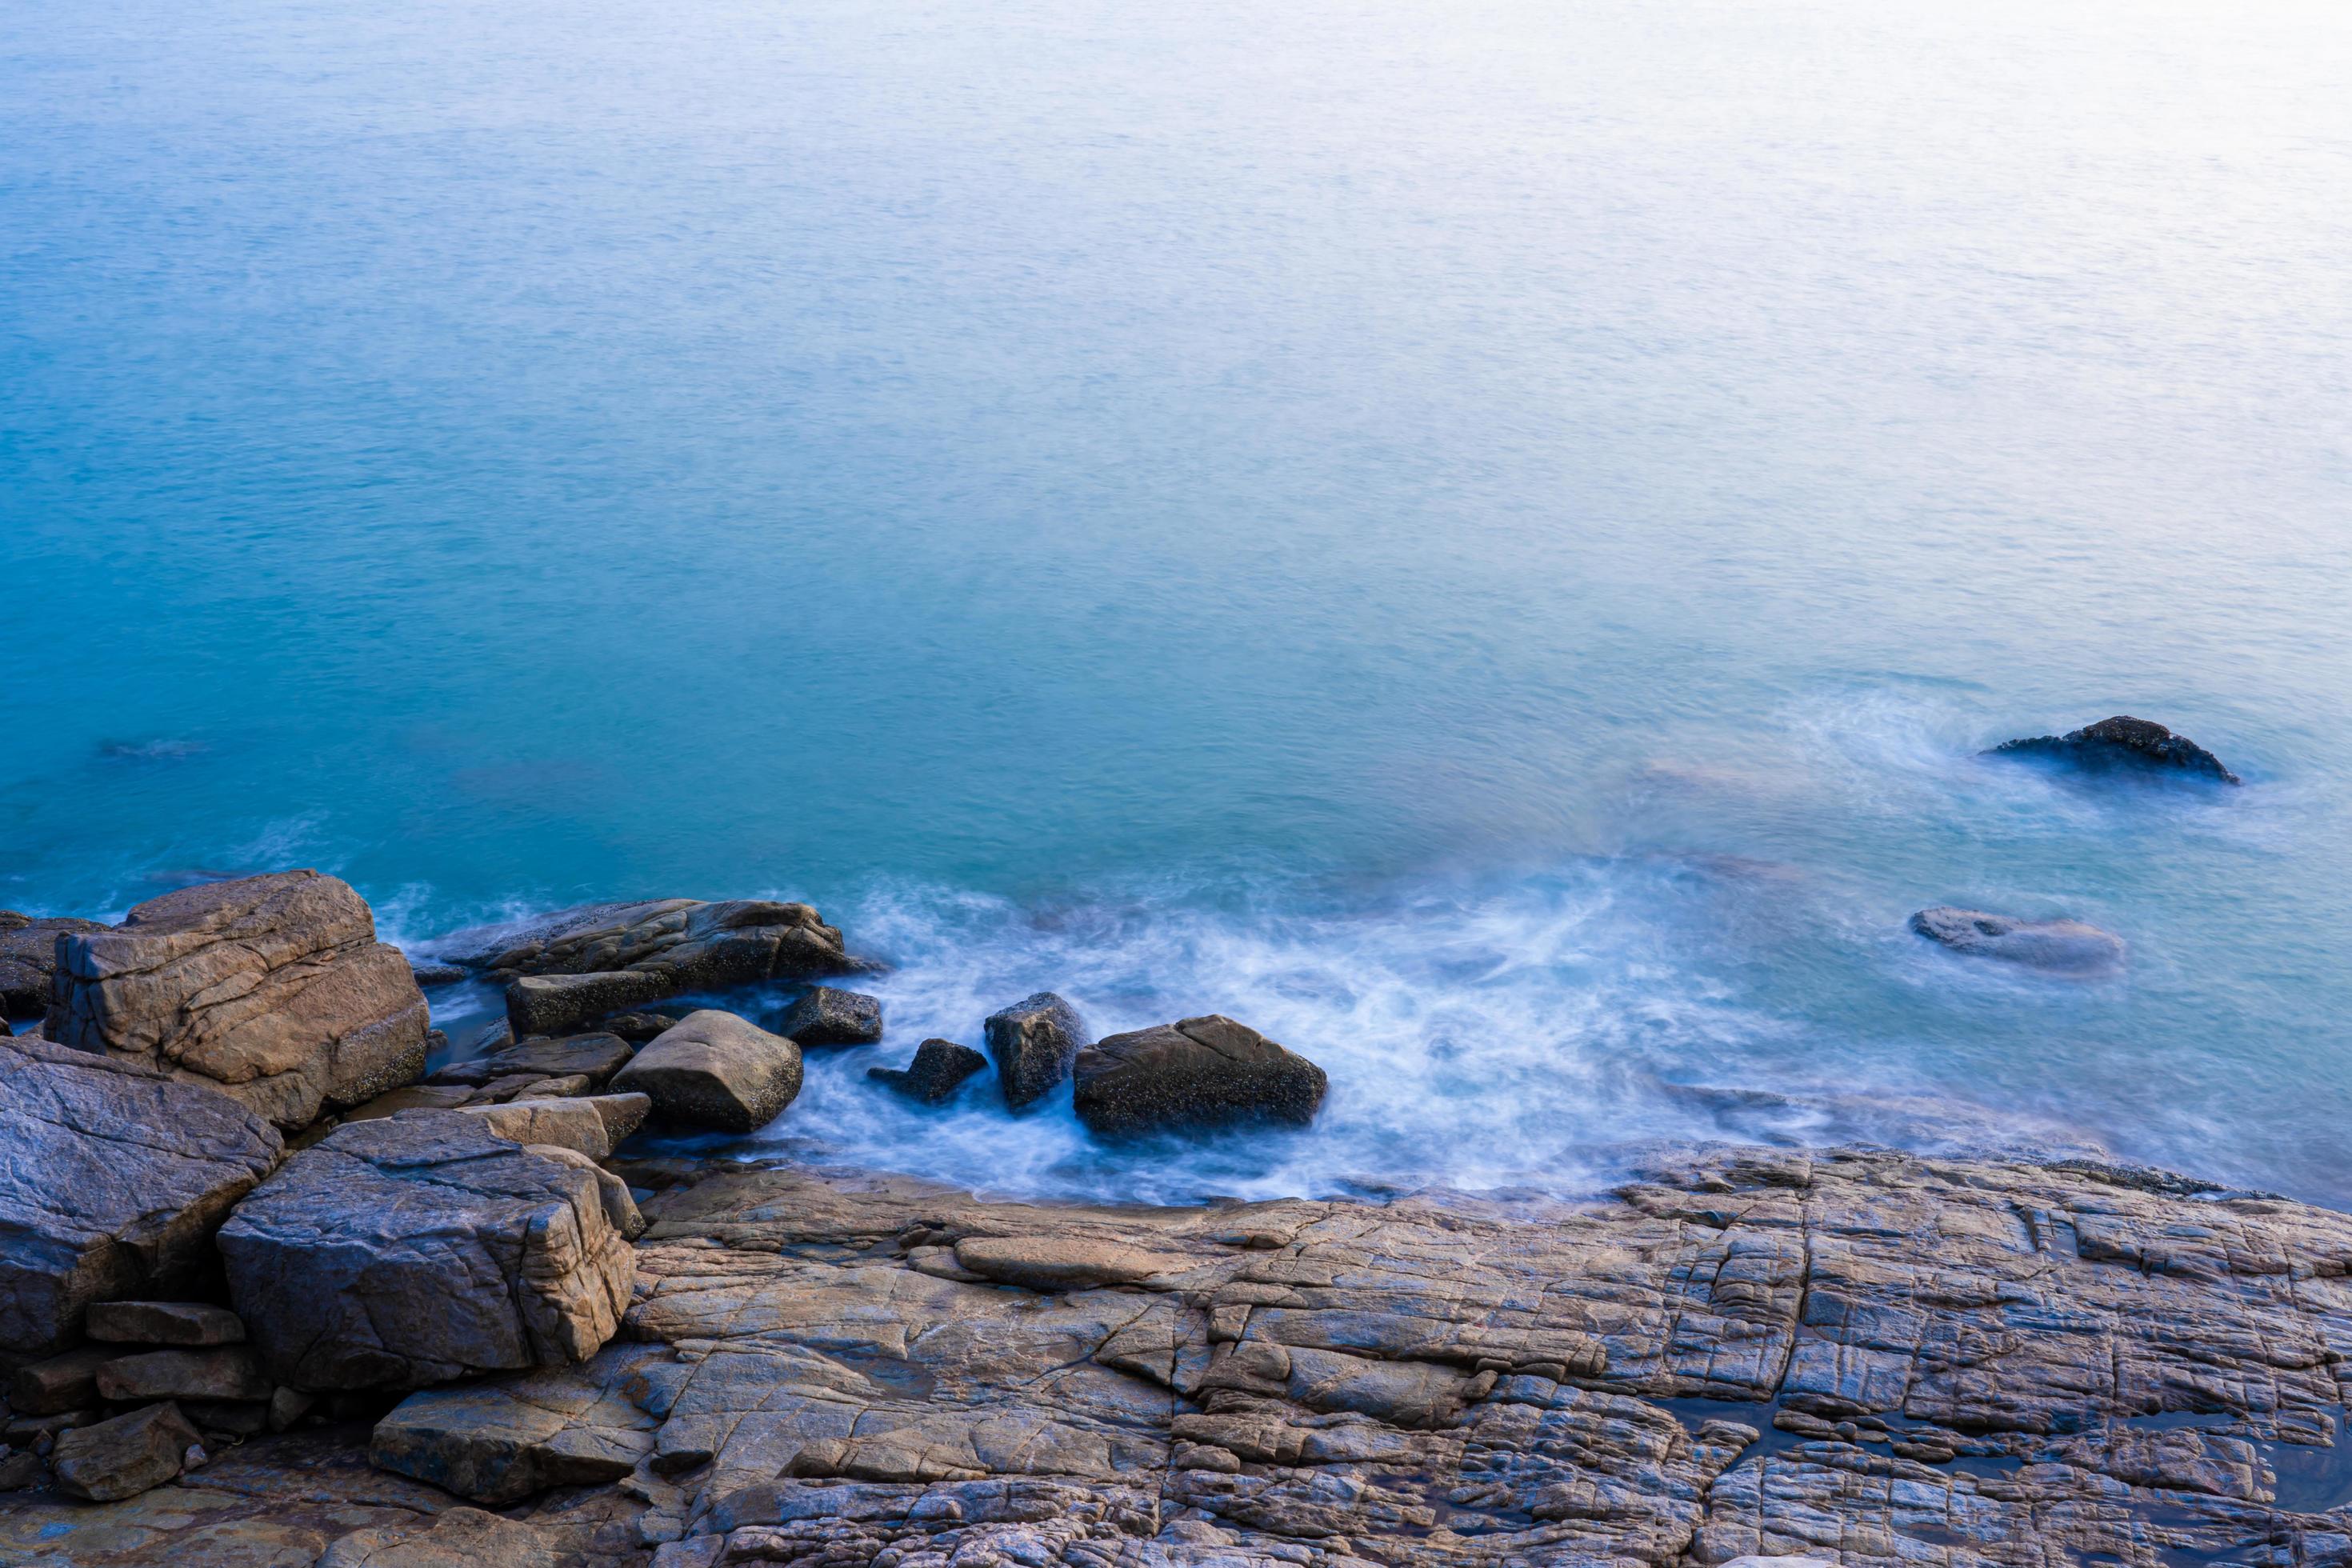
[6,0,2350,1204]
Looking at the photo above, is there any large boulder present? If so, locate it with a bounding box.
[610,1010,801,1134]
[438,897,857,987]
[1910,906,2127,974]
[0,912,106,1018]
[50,1401,202,1502]
[505,970,675,1037]
[1073,1014,1328,1138]
[0,1034,282,1360]
[868,1038,989,1105]
[44,871,431,1130]
[1988,715,2239,784]
[985,993,1090,1112]
[217,1114,634,1391]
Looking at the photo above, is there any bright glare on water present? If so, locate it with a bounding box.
[5,0,2350,1204]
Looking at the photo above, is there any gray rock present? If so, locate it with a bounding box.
[506,970,674,1037]
[601,1010,682,1043]
[0,912,106,1018]
[1989,714,2240,783]
[1910,906,2127,973]
[1074,1014,1329,1138]
[43,870,431,1130]
[439,897,856,987]
[414,1092,652,1161]
[218,1114,634,1391]
[0,1449,45,1490]
[610,1010,802,1134]
[984,992,1090,1112]
[95,1346,273,1403]
[777,986,882,1046]
[428,1031,635,1089]
[867,1038,989,1105]
[370,1343,662,1505]
[406,959,470,990]
[85,1300,246,1346]
[0,1034,282,1359]
[50,1401,202,1502]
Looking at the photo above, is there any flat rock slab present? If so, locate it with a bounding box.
[1074,1014,1328,1138]
[428,1031,635,1089]
[95,1346,273,1402]
[442,897,854,987]
[218,1114,634,1390]
[86,1300,247,1346]
[371,1343,664,1505]
[984,992,1090,1112]
[50,1401,202,1502]
[610,1010,801,1134]
[0,1034,282,1358]
[867,1038,987,1104]
[777,986,882,1046]
[413,1092,651,1161]
[506,970,674,1037]
[1910,906,2127,973]
[44,871,430,1130]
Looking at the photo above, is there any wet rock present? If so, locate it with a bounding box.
[1910,906,2127,973]
[867,1038,988,1104]
[370,1343,662,1505]
[984,991,1090,1112]
[406,959,470,990]
[50,1401,202,1502]
[85,1300,246,1346]
[428,1030,635,1089]
[218,1114,634,1390]
[0,912,106,1018]
[1989,714,2240,783]
[43,870,431,1130]
[506,970,673,1037]
[0,1034,282,1359]
[94,1346,272,1403]
[610,1010,802,1134]
[417,1092,651,1161]
[1074,1014,1328,1138]
[440,897,856,987]
[601,1010,682,1043]
[777,985,882,1046]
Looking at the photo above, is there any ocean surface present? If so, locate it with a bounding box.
[5,0,2350,1205]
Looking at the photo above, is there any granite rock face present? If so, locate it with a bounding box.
[217,1114,634,1390]
[984,991,1090,1112]
[1910,906,2129,973]
[442,897,855,987]
[1990,714,2241,783]
[1074,1014,1329,1138]
[0,1034,282,1359]
[43,871,431,1130]
[0,912,106,1018]
[867,1038,989,1104]
[777,985,882,1046]
[610,1010,802,1134]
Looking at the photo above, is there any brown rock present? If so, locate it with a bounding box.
[610,1010,801,1134]
[439,897,854,986]
[50,1401,202,1501]
[9,1346,115,1415]
[1073,1014,1328,1138]
[426,1030,634,1089]
[94,1346,273,1403]
[506,970,674,1038]
[0,911,106,1018]
[983,992,1090,1111]
[85,1300,247,1346]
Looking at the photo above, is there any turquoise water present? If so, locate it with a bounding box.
[6,0,2350,1202]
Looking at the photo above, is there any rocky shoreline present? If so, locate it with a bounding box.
[5,738,2333,1568]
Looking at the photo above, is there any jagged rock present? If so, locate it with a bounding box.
[0,1034,282,1359]
[43,871,431,1130]
[984,992,1090,1111]
[217,1114,634,1390]
[50,1401,202,1502]
[866,1038,988,1104]
[85,1301,246,1346]
[0,912,106,1018]
[94,1347,271,1403]
[371,1344,663,1505]
[417,1092,651,1161]
[610,1010,801,1134]
[428,1031,635,1089]
[1989,714,2241,783]
[601,1011,681,1043]
[506,970,673,1037]
[1910,906,2127,973]
[777,986,882,1046]
[439,897,855,988]
[1074,1014,1328,1138]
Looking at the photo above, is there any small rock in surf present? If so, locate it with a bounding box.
[1910,906,2126,974]
[1987,715,2238,784]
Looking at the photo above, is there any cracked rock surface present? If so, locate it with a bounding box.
[16,1145,2352,1566]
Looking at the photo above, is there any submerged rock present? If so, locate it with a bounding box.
[610,1010,802,1133]
[43,870,431,1130]
[1910,906,2127,973]
[0,911,106,1018]
[1073,1014,1328,1138]
[777,985,882,1046]
[0,1034,282,1359]
[984,992,1090,1112]
[1989,714,2240,783]
[867,1038,988,1104]
[218,1114,634,1390]
[50,1402,203,1502]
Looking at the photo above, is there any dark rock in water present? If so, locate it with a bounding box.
[609,1010,802,1134]
[600,1010,682,1043]
[50,1401,203,1501]
[506,970,673,1038]
[428,1031,634,1090]
[867,1038,988,1104]
[0,1033,283,1359]
[45,870,431,1130]
[438,897,859,986]
[1989,715,2239,784]
[406,958,470,990]
[466,1017,514,1055]
[218,1114,634,1391]
[1910,906,2127,974]
[1074,1014,1328,1138]
[985,992,1090,1112]
[0,911,106,1018]
[778,986,882,1046]
[86,1300,247,1346]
